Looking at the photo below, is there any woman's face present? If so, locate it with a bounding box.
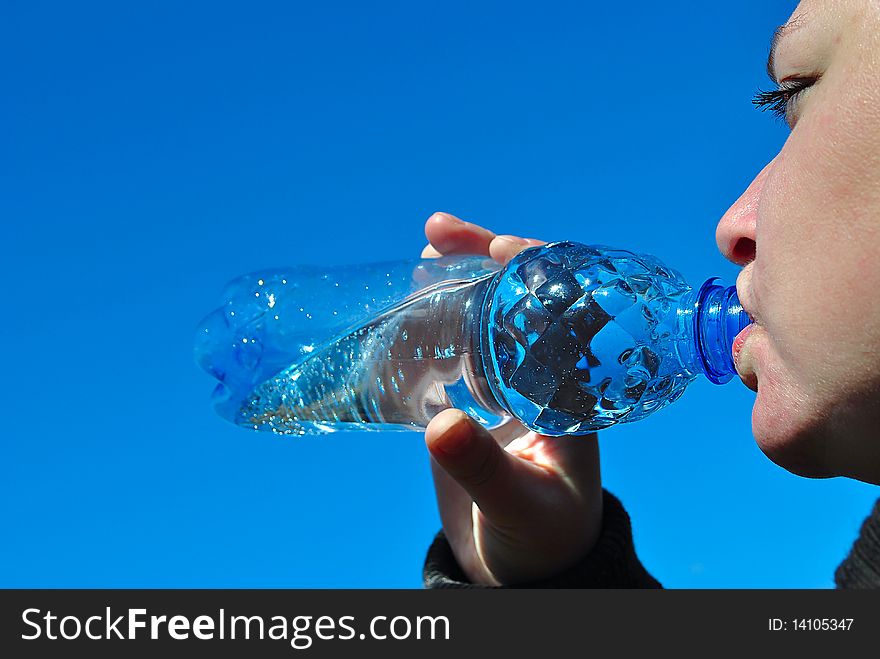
[716,0,880,483]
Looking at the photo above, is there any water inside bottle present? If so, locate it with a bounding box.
[238,275,509,435]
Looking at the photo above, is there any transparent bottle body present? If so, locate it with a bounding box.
[195,255,510,435]
[195,242,750,436]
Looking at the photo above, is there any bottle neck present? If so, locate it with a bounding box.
[677,278,752,384]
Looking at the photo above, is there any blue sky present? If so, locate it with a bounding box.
[2,0,876,588]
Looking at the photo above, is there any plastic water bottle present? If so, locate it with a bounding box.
[195,241,751,437]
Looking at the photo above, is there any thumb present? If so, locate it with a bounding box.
[425,409,549,527]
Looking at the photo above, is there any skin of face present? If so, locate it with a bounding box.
[716,0,880,483]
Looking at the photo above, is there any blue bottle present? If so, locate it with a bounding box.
[195,241,751,436]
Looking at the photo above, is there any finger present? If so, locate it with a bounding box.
[489,235,546,265]
[487,418,531,448]
[425,409,556,527]
[424,212,496,256]
[421,244,443,258]
[505,431,601,500]
[427,417,530,562]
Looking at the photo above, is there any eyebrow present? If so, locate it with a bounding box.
[766,14,808,82]
[766,26,786,81]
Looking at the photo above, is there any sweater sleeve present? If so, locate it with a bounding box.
[423,489,662,589]
[834,498,880,589]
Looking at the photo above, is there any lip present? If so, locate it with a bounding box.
[732,322,754,366]
[731,321,759,392]
[732,249,759,392]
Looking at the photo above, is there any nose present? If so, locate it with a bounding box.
[715,158,775,266]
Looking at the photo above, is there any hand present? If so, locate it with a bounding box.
[421,212,604,586]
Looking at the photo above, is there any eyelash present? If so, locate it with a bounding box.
[752,77,816,120]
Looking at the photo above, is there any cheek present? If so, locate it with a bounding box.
[755,122,871,359]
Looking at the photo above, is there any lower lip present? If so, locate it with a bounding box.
[732,323,755,366]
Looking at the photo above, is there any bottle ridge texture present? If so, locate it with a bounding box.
[195,242,751,436]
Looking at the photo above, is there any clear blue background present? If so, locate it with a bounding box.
[2,0,876,588]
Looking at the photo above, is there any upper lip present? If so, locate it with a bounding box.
[735,269,758,325]
[737,294,757,325]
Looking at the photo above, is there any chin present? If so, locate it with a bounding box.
[750,380,838,480]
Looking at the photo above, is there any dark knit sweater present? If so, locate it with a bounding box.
[423,490,880,589]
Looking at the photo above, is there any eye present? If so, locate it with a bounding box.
[752,77,817,126]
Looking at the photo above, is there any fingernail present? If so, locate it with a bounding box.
[495,234,527,246]
[431,212,463,225]
[432,411,472,457]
